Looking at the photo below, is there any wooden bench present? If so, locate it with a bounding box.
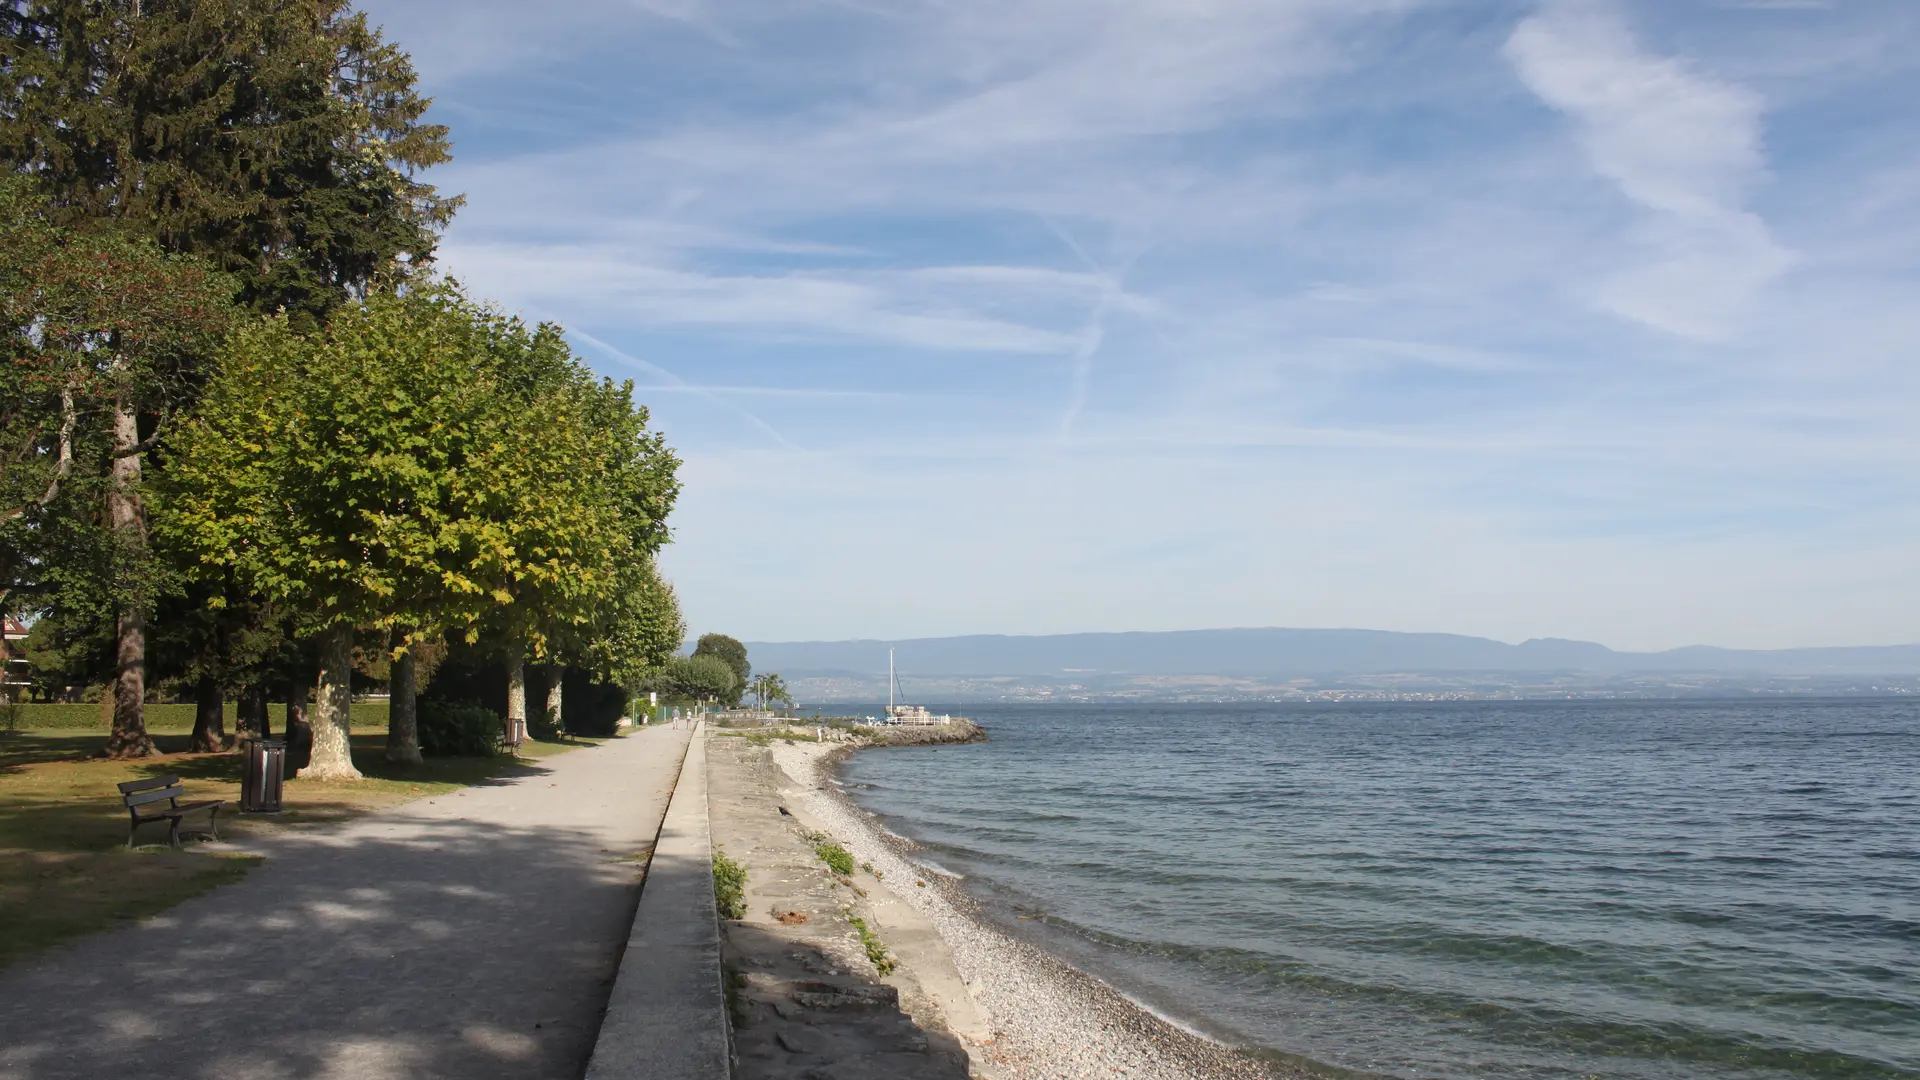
[118,775,224,849]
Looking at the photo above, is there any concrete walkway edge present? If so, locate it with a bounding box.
[585,725,731,1079]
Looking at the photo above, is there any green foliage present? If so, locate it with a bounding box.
[0,0,459,323]
[0,178,236,614]
[1,3,683,757]
[649,654,738,705]
[2,0,460,755]
[712,847,747,920]
[692,633,749,702]
[157,284,680,686]
[159,286,519,638]
[845,913,896,976]
[748,672,791,709]
[415,700,504,758]
[529,705,563,743]
[814,839,856,877]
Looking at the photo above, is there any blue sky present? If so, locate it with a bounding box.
[358,0,1919,651]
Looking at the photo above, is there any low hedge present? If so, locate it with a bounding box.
[2,701,390,732]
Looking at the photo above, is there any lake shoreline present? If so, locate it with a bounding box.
[768,732,1309,1080]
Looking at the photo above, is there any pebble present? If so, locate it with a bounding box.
[768,743,1287,1080]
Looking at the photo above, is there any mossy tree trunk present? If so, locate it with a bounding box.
[298,623,360,780]
[103,399,152,759]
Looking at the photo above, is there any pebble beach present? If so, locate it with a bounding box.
[768,740,1292,1080]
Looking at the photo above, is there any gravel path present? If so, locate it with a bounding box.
[770,742,1291,1080]
[0,726,693,1080]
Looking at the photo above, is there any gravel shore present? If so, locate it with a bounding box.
[769,741,1296,1080]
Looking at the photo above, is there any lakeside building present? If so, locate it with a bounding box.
[2,618,29,699]
[884,703,949,726]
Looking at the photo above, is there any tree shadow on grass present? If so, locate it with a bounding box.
[0,812,660,1080]
[0,732,206,773]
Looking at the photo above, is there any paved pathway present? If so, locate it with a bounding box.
[0,725,693,1080]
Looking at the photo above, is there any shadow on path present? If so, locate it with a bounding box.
[0,730,689,1080]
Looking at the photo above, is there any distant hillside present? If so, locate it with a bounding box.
[743,629,1920,678]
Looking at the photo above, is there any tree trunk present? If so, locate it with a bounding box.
[284,683,309,770]
[189,675,226,752]
[299,624,360,780]
[545,666,565,737]
[102,399,151,758]
[235,684,268,739]
[505,653,526,749]
[386,647,421,765]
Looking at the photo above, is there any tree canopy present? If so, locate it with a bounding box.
[652,654,738,705]
[2,0,686,769]
[157,283,682,775]
[692,632,749,703]
[3,0,464,755]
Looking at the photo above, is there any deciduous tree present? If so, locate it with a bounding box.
[692,633,749,705]
[3,0,457,753]
[160,287,537,777]
[0,180,233,755]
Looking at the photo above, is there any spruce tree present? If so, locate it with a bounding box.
[2,0,458,757]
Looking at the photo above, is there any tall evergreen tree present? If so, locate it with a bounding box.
[2,0,458,755]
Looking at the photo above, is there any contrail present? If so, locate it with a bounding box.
[564,325,793,448]
[1043,217,1146,438]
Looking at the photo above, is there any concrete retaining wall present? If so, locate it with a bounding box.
[585,727,731,1079]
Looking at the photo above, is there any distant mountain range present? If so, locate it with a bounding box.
[743,628,1920,678]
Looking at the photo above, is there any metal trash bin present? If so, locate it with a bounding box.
[240,738,286,813]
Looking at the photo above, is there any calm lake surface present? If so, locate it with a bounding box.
[837,700,1920,1079]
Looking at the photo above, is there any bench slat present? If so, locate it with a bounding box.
[145,800,224,816]
[118,775,181,795]
[132,803,224,821]
[125,785,186,808]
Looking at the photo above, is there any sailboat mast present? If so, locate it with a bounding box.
[888,649,895,712]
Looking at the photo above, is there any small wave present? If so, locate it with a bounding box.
[1022,926,1918,1078]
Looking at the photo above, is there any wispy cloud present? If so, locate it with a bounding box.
[1506,0,1793,339]
[360,0,1920,649]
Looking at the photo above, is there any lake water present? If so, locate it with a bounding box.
[837,700,1920,1079]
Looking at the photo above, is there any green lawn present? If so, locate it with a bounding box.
[0,719,605,968]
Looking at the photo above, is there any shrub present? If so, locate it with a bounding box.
[529,704,563,742]
[814,840,855,877]
[417,700,504,757]
[713,848,747,919]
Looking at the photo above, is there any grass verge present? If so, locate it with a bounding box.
[845,912,896,976]
[0,724,599,968]
[0,849,259,968]
[814,838,855,876]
